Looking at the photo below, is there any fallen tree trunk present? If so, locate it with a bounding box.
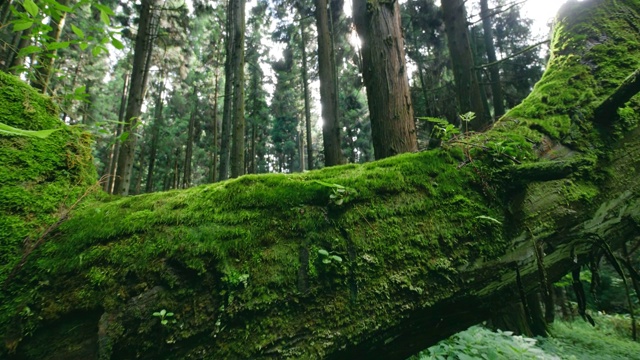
[2,0,640,358]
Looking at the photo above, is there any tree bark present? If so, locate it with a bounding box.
[219,0,236,181]
[211,71,220,183]
[106,72,130,194]
[4,1,640,359]
[442,0,489,130]
[480,0,506,119]
[146,77,165,193]
[31,0,69,94]
[315,0,344,166]
[298,4,314,171]
[230,0,246,179]
[113,0,156,196]
[183,86,198,188]
[353,0,417,159]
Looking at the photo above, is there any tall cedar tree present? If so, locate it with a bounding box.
[315,0,344,166]
[113,0,156,195]
[230,0,246,178]
[219,0,236,181]
[353,0,417,159]
[31,0,70,93]
[442,0,489,130]
[296,2,314,170]
[480,0,505,118]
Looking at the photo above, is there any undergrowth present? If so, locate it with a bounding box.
[410,312,640,360]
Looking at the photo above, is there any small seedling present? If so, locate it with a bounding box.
[318,249,343,264]
[153,309,176,326]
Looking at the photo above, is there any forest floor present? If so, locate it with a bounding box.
[410,311,640,359]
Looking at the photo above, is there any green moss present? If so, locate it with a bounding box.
[501,0,640,149]
[0,71,95,349]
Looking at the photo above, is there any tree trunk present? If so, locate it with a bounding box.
[315,0,344,166]
[145,77,165,193]
[442,0,489,131]
[4,1,640,359]
[298,5,314,171]
[0,0,12,25]
[480,0,505,119]
[230,0,246,179]
[6,28,31,75]
[353,0,418,159]
[211,71,220,183]
[219,0,236,181]
[113,0,156,196]
[31,0,69,94]
[106,72,130,194]
[183,87,198,188]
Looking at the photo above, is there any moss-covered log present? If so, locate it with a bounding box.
[2,0,640,358]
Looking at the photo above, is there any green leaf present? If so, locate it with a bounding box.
[92,46,102,57]
[0,122,61,138]
[330,255,343,263]
[71,24,84,39]
[322,258,331,264]
[318,249,329,257]
[18,45,42,57]
[152,312,161,317]
[46,41,70,50]
[79,42,89,51]
[99,10,110,25]
[23,0,39,17]
[165,312,174,317]
[161,319,168,325]
[94,3,115,15]
[160,309,166,316]
[111,38,124,50]
[52,1,73,13]
[74,85,86,95]
[475,215,502,225]
[12,19,33,32]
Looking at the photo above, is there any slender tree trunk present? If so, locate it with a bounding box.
[183,86,198,188]
[315,0,343,166]
[442,0,488,131]
[145,76,165,193]
[106,72,130,194]
[470,27,492,122]
[219,0,236,181]
[353,0,417,159]
[172,151,179,190]
[250,121,257,173]
[0,0,12,25]
[230,0,246,179]
[113,0,156,196]
[133,142,147,195]
[480,0,505,119]
[31,0,69,94]
[7,28,31,74]
[81,79,94,124]
[211,72,220,183]
[298,7,314,171]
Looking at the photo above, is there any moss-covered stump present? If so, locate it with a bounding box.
[3,0,640,359]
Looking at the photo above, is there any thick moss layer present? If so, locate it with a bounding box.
[0,71,95,350]
[4,146,506,358]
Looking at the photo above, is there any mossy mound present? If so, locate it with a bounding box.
[0,70,95,333]
[3,145,507,358]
